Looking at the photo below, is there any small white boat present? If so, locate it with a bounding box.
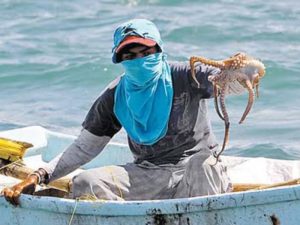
[1,126,300,225]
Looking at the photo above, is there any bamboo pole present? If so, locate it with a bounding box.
[232,179,300,192]
[0,137,71,193]
[232,183,267,192]
[0,159,71,192]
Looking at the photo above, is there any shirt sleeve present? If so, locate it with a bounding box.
[42,129,111,182]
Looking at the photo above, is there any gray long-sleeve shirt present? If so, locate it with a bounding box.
[43,61,220,182]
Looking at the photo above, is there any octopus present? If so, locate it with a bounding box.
[190,53,265,163]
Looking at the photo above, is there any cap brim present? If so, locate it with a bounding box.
[115,36,157,53]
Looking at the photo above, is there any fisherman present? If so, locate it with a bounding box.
[3,19,246,205]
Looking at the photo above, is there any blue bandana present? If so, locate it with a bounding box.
[113,19,173,145]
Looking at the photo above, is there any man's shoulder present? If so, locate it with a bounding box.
[169,61,190,76]
[106,76,121,91]
[168,61,192,89]
[89,76,121,110]
[98,76,121,99]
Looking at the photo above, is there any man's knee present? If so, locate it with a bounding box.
[71,169,122,200]
[71,171,99,199]
[187,151,213,170]
[72,171,93,188]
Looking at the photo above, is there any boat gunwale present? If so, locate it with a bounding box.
[1,184,300,216]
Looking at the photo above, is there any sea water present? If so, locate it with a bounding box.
[0,0,300,159]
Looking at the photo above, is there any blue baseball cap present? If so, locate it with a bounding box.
[112,19,164,63]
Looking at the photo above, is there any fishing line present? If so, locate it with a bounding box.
[106,166,124,200]
[68,198,79,225]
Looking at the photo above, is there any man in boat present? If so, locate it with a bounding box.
[3,19,246,205]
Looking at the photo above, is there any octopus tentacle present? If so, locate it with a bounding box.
[214,118,230,165]
[220,82,230,146]
[190,56,225,88]
[252,72,262,98]
[189,57,200,88]
[190,56,225,68]
[255,83,259,98]
[239,79,254,124]
[214,82,230,164]
[213,82,224,121]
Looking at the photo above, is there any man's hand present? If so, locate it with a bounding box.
[1,174,38,206]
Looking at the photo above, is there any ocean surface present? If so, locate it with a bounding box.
[1,0,300,160]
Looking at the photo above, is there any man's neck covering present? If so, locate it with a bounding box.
[113,19,173,145]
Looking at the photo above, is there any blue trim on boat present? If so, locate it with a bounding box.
[1,184,300,216]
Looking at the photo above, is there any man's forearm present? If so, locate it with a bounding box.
[41,129,110,183]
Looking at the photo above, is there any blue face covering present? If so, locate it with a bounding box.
[122,53,163,87]
[113,19,173,145]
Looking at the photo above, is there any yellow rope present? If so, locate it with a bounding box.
[106,166,124,200]
[68,198,79,225]
[78,194,98,201]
